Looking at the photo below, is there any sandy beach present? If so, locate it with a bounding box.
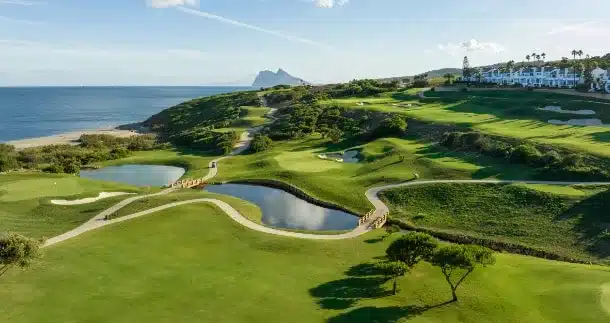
[5,128,143,149]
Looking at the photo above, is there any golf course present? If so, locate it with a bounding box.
[2,82,610,322]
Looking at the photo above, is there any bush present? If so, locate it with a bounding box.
[250,135,273,153]
[374,115,407,138]
[43,163,64,174]
[510,144,542,166]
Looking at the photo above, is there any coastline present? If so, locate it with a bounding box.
[4,127,145,150]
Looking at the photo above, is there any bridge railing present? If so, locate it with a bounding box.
[168,177,207,189]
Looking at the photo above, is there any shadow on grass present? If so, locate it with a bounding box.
[311,262,455,321]
[591,130,610,143]
[558,189,610,258]
[326,301,456,323]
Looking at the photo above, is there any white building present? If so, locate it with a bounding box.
[465,66,610,92]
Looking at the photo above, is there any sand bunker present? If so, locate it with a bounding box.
[51,192,135,205]
[540,106,596,115]
[317,150,360,163]
[548,119,610,127]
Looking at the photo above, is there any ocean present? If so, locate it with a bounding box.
[0,86,249,142]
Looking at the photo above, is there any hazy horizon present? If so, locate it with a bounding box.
[1,0,608,86]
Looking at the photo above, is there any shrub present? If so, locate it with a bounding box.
[510,144,542,166]
[374,115,407,138]
[250,135,273,153]
[43,163,64,174]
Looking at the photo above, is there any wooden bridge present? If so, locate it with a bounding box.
[168,177,208,189]
[358,209,388,229]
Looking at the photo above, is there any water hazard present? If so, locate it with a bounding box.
[80,164,185,187]
[205,184,359,231]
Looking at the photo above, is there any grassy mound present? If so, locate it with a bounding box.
[1,203,609,322]
[380,183,610,262]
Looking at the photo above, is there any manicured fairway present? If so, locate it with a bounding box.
[325,90,610,157]
[0,173,146,238]
[1,203,609,323]
[215,136,539,213]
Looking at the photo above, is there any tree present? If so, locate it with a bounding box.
[0,233,41,278]
[250,134,273,153]
[462,56,471,80]
[375,261,409,295]
[525,55,531,64]
[430,244,495,301]
[375,115,407,137]
[541,52,546,62]
[326,127,344,143]
[386,232,438,268]
[443,73,455,84]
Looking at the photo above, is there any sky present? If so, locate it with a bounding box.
[1,0,609,86]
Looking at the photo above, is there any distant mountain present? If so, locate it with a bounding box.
[252,69,309,88]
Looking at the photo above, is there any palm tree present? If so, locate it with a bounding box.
[526,55,531,64]
[535,54,541,65]
[541,53,546,62]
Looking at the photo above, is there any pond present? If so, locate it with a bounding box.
[80,164,185,187]
[205,184,359,231]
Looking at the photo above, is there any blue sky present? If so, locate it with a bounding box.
[1,0,609,85]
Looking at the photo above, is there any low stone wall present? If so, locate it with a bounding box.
[227,178,361,216]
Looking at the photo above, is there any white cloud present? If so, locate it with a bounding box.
[0,0,46,5]
[313,0,349,8]
[175,7,333,49]
[437,39,505,56]
[147,0,198,8]
[0,15,43,25]
[547,21,608,36]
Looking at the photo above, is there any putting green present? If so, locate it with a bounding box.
[274,150,344,172]
[0,178,84,202]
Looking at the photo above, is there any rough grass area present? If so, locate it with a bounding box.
[0,173,146,238]
[380,183,610,262]
[1,204,609,323]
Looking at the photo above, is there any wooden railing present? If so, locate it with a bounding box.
[358,209,389,229]
[168,178,207,189]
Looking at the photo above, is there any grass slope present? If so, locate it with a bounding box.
[325,90,610,157]
[1,204,609,322]
[0,173,147,238]
[381,183,610,262]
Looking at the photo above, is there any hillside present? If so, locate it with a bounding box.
[252,69,309,87]
[378,68,462,82]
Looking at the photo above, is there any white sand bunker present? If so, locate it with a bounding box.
[51,192,135,205]
[317,150,360,163]
[548,119,610,127]
[540,106,596,115]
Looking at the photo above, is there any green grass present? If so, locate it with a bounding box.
[325,90,610,158]
[1,203,609,322]
[214,136,543,214]
[0,172,147,238]
[380,183,610,262]
[107,188,263,224]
